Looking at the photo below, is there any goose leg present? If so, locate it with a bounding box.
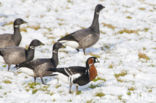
[76,84,79,93]
[69,77,72,93]
[8,64,11,71]
[34,77,36,83]
[40,77,45,84]
[76,49,80,52]
[83,49,86,55]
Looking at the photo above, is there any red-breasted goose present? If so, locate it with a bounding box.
[48,57,99,93]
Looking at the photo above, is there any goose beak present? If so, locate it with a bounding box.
[40,42,45,46]
[23,20,27,24]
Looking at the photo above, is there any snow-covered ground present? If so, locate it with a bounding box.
[0,0,156,103]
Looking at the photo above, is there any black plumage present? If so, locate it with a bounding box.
[48,57,99,93]
[0,39,44,71]
[0,18,27,48]
[58,4,105,54]
[17,42,64,84]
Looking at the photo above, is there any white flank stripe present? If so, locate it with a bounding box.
[17,67,34,76]
[60,40,79,48]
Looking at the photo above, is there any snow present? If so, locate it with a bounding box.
[0,0,156,103]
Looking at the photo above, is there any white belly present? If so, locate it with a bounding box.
[60,40,79,48]
[17,67,34,76]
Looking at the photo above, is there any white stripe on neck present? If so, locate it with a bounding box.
[53,50,58,54]
[96,12,99,15]
[14,25,19,28]
[29,46,35,49]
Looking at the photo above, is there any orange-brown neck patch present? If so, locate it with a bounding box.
[88,58,94,65]
[89,64,97,81]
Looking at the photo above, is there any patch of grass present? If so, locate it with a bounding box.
[148,89,152,93]
[67,99,72,102]
[3,80,12,84]
[114,70,127,78]
[55,84,61,88]
[127,91,131,96]
[93,77,106,82]
[102,22,116,30]
[89,53,100,58]
[138,52,150,61]
[76,91,82,95]
[89,84,100,89]
[126,16,132,19]
[25,83,53,95]
[52,98,56,102]
[108,64,113,69]
[2,65,7,68]
[128,87,135,91]
[118,95,122,100]
[0,85,2,89]
[95,92,105,97]
[114,70,127,82]
[143,28,149,32]
[117,29,139,34]
[32,89,38,94]
[139,7,146,10]
[86,99,93,103]
[3,92,7,95]
[27,82,40,89]
[118,95,126,103]
[3,22,13,26]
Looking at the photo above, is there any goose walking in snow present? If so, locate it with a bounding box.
[0,18,27,48]
[58,4,105,54]
[17,42,65,84]
[48,57,99,93]
[0,39,44,71]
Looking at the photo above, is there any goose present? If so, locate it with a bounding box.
[17,42,64,84]
[0,39,44,71]
[58,4,105,54]
[48,57,99,93]
[0,18,27,48]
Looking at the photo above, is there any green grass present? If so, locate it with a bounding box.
[86,99,93,103]
[114,71,127,78]
[76,91,82,95]
[93,77,106,82]
[95,92,105,97]
[3,80,12,84]
[89,84,100,89]
[138,52,150,61]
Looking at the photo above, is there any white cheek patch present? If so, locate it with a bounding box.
[17,67,34,76]
[96,12,99,15]
[29,46,35,49]
[59,40,79,48]
[14,25,19,28]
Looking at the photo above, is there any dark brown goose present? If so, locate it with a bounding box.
[0,39,44,71]
[58,4,105,54]
[0,18,27,48]
[17,42,64,84]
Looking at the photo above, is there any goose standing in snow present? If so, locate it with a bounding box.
[48,57,99,93]
[0,39,44,71]
[58,4,105,54]
[17,42,64,84]
[0,18,27,48]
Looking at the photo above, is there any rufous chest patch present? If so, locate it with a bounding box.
[89,65,97,81]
